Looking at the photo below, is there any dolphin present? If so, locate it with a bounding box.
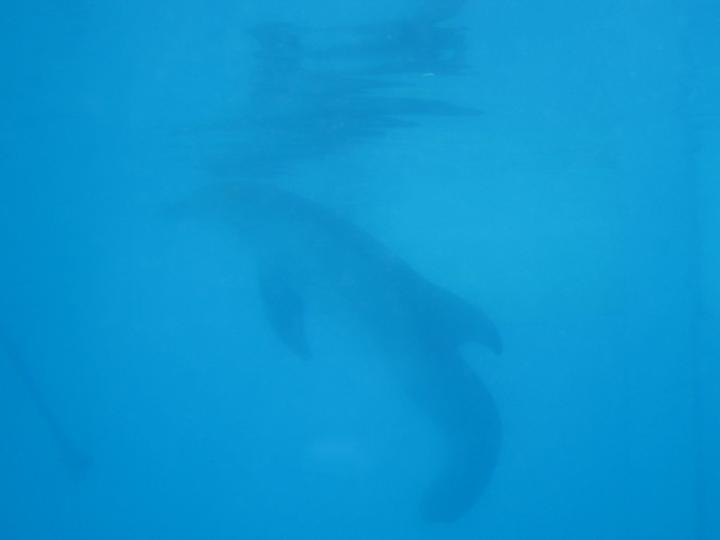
[172,181,502,522]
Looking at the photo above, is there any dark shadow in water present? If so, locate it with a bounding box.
[208,0,477,179]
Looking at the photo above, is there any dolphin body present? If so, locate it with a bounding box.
[175,182,502,522]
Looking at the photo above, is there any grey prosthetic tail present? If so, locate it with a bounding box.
[403,266,502,521]
[1,333,91,474]
[416,359,501,522]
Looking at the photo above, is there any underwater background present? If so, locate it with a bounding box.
[1,1,718,538]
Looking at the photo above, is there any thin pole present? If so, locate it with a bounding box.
[0,333,91,474]
[683,17,708,540]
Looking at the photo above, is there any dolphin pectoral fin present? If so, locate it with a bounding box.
[257,269,311,359]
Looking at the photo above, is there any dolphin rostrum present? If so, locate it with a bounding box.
[172,181,502,522]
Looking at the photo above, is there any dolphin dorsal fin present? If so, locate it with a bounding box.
[257,265,311,360]
[451,297,503,355]
[405,274,503,356]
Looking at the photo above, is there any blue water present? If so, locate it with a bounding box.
[1,1,718,539]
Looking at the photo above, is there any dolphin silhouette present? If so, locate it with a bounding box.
[172,181,502,521]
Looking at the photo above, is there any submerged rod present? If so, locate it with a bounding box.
[0,333,91,473]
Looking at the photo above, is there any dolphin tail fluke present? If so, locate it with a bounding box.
[414,358,501,522]
[421,422,500,522]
